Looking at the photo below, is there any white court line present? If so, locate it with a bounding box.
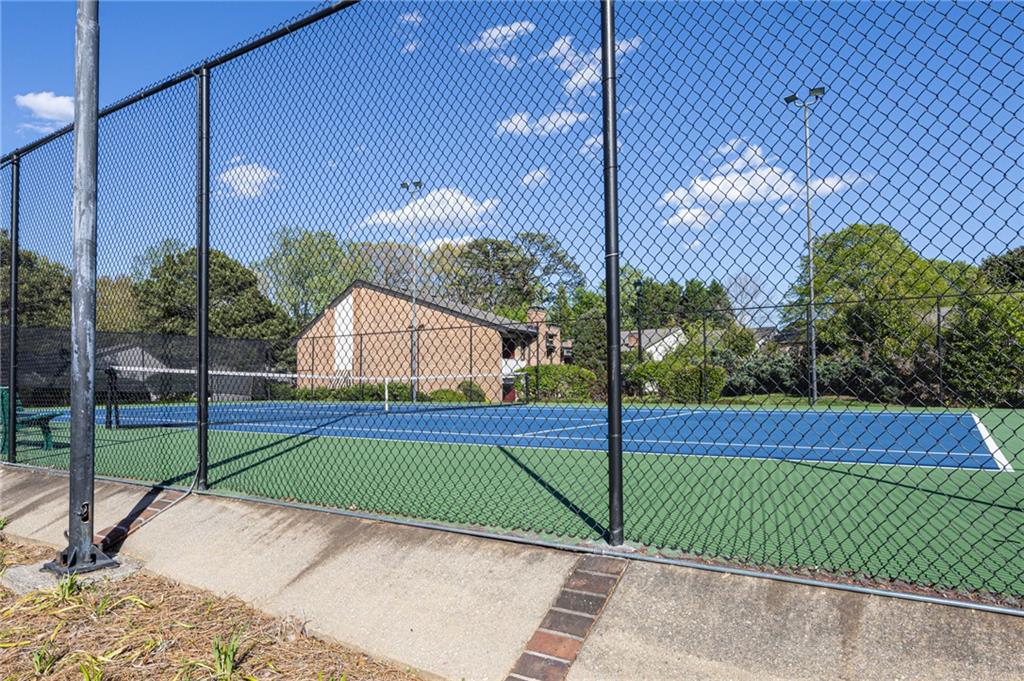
[193,426,1004,473]
[520,410,694,437]
[970,412,1014,472]
[204,419,993,462]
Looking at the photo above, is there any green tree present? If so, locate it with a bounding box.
[0,232,71,328]
[97,275,143,332]
[256,226,371,325]
[516,231,585,304]
[944,293,1024,407]
[433,238,537,313]
[980,247,1024,291]
[134,247,295,343]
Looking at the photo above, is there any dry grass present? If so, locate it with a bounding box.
[0,533,421,681]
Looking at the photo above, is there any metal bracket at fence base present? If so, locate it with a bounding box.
[42,543,117,576]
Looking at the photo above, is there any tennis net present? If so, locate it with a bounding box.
[103,365,524,428]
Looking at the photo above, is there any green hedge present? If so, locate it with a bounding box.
[429,388,467,403]
[626,360,726,402]
[515,364,598,402]
[459,380,487,403]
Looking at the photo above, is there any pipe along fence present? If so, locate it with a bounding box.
[2,0,1023,607]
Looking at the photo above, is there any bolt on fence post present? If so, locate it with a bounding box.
[196,65,211,491]
[44,0,116,575]
[601,0,624,546]
[6,155,19,464]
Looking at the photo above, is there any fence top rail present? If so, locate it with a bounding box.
[0,0,358,165]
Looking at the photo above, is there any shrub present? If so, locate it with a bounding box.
[722,349,797,396]
[658,362,726,402]
[459,380,487,402]
[515,364,598,402]
[944,294,1024,407]
[429,388,467,403]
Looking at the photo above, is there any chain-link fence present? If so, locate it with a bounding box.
[2,0,1022,606]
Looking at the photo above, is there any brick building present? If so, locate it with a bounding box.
[294,280,562,401]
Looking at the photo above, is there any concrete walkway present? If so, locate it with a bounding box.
[3,466,1023,680]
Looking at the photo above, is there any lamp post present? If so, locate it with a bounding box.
[784,86,826,406]
[400,180,422,403]
[634,279,644,363]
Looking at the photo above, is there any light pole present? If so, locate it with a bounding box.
[400,180,422,403]
[785,86,826,406]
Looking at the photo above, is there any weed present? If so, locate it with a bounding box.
[0,516,8,531]
[31,640,61,676]
[77,656,104,681]
[55,574,83,604]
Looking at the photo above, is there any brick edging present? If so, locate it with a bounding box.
[507,555,627,681]
[94,487,186,552]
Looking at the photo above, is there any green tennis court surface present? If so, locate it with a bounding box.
[11,407,1023,597]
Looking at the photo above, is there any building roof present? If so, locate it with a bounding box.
[620,327,685,347]
[295,279,538,340]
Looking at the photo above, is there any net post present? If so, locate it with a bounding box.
[6,155,19,463]
[384,378,389,412]
[195,65,211,491]
[601,0,624,547]
[44,0,115,575]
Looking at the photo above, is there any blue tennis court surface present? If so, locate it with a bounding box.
[99,402,1013,472]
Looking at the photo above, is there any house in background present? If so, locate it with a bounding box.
[621,327,688,361]
[294,280,562,401]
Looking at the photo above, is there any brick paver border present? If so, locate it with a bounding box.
[507,554,627,681]
[94,487,187,552]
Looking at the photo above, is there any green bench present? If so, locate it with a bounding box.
[1,386,65,455]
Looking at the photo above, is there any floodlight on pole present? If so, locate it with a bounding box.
[401,180,423,403]
[784,85,826,406]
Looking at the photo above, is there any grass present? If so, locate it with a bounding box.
[9,406,1024,600]
[0,534,422,680]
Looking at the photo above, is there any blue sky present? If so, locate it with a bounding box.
[3,1,1022,317]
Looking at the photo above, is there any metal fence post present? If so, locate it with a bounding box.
[935,295,943,406]
[601,0,624,546]
[45,0,115,575]
[6,155,19,463]
[701,313,708,405]
[196,66,211,491]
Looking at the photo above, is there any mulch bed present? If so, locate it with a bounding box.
[0,533,421,680]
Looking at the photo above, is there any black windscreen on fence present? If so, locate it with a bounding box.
[1,0,1022,605]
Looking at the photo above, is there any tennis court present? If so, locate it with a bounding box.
[99,400,1011,472]
[13,399,1023,596]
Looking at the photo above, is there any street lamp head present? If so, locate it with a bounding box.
[784,93,798,105]
[400,180,423,191]
[809,86,826,99]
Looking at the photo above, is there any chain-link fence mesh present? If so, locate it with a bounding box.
[2,0,1022,603]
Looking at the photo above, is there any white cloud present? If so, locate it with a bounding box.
[362,188,498,227]
[579,134,602,157]
[399,10,424,25]
[521,166,551,187]
[659,138,867,228]
[663,207,720,229]
[14,91,74,122]
[534,35,641,95]
[17,122,60,134]
[462,21,535,52]
[496,110,589,136]
[489,54,520,70]
[401,40,420,54]
[419,235,473,252]
[217,162,279,199]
